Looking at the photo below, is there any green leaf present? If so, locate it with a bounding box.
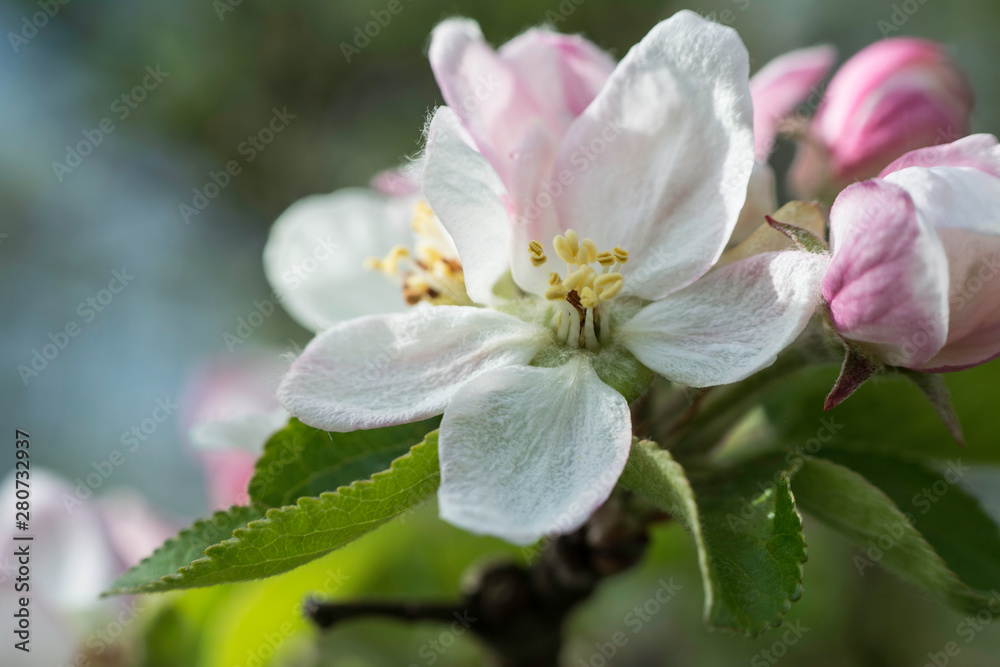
[819,451,1000,596]
[106,506,264,596]
[792,456,987,614]
[107,432,440,595]
[249,417,440,508]
[621,440,806,636]
[759,363,1000,463]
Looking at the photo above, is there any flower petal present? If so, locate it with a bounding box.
[750,44,837,161]
[879,134,1000,179]
[550,10,755,300]
[885,164,1000,236]
[188,408,288,453]
[498,28,616,132]
[438,356,631,545]
[264,188,413,331]
[429,19,543,188]
[277,305,550,431]
[921,231,1000,371]
[422,107,520,303]
[825,180,949,367]
[616,251,828,387]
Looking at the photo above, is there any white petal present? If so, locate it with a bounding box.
[188,408,289,453]
[617,251,829,387]
[438,356,632,545]
[885,165,1000,237]
[551,10,755,299]
[422,107,519,303]
[277,305,550,431]
[264,188,413,331]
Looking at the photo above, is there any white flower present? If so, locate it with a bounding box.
[277,12,828,544]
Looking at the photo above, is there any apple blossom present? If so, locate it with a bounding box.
[824,134,1000,379]
[792,38,974,198]
[278,12,829,544]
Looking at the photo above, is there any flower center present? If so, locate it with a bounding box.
[366,201,472,307]
[529,229,628,352]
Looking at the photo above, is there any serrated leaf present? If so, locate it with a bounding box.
[107,432,440,595]
[793,456,986,613]
[106,506,264,595]
[820,451,1000,596]
[621,440,806,636]
[249,417,439,508]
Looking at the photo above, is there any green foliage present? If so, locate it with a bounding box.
[249,417,440,508]
[621,440,807,636]
[107,433,440,595]
[760,364,1000,463]
[818,452,1000,597]
[793,456,988,614]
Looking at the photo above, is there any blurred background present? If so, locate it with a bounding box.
[4,0,1000,665]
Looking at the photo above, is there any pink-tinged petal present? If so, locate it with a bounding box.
[880,134,1000,178]
[429,19,546,189]
[824,180,949,367]
[370,168,420,197]
[438,356,631,545]
[750,44,837,161]
[499,29,616,132]
[919,231,1000,372]
[616,251,828,387]
[422,107,521,302]
[551,11,755,300]
[98,491,177,568]
[199,448,258,508]
[263,188,413,331]
[813,38,973,183]
[277,305,550,432]
[189,408,289,508]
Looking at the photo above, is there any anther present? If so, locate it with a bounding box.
[595,273,624,301]
[528,240,547,267]
[562,268,588,291]
[548,272,562,286]
[545,284,569,301]
[581,238,598,263]
[612,247,629,264]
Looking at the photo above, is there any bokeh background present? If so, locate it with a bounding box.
[4,0,1000,665]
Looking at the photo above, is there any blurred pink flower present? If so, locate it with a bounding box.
[182,355,289,509]
[0,469,174,666]
[792,38,973,197]
[824,134,1000,371]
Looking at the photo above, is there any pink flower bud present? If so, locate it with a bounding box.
[792,38,973,198]
[824,135,1000,372]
